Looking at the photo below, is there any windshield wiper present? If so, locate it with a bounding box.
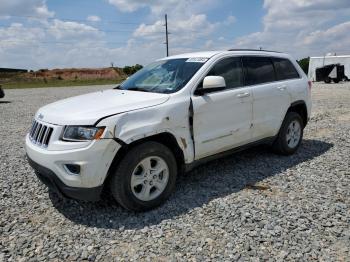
[126,87,151,92]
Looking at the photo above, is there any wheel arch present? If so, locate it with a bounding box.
[287,100,308,127]
[105,132,185,185]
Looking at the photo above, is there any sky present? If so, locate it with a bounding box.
[0,0,349,69]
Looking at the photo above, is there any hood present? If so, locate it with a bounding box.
[36,89,170,125]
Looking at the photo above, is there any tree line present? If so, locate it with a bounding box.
[122,64,143,75]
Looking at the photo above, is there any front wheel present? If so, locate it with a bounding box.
[272,112,304,155]
[109,142,177,211]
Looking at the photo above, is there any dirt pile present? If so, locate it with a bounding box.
[26,67,126,80]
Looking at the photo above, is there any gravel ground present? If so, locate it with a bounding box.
[0,83,349,261]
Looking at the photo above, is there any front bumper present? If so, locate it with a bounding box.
[26,134,121,194]
[27,156,103,201]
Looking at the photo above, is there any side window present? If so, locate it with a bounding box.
[207,57,243,89]
[272,58,300,80]
[242,56,275,85]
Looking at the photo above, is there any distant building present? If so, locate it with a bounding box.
[308,55,350,81]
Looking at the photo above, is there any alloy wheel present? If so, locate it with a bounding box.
[286,120,301,149]
[130,156,169,201]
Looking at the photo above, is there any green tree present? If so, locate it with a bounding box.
[123,64,143,75]
[133,64,143,72]
[297,57,309,74]
[122,66,132,75]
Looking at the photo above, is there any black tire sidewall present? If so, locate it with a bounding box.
[278,112,304,155]
[110,142,177,211]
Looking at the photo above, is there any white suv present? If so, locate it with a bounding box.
[26,49,311,211]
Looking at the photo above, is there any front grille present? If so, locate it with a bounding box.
[29,120,54,147]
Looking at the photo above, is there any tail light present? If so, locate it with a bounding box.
[308,80,312,90]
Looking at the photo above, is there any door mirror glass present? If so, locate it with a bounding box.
[203,76,226,90]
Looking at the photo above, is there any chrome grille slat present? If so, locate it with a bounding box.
[29,120,36,137]
[37,125,47,144]
[42,127,50,146]
[44,128,53,146]
[29,120,54,148]
[33,124,42,141]
[30,122,38,137]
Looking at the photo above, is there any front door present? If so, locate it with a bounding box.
[191,57,253,160]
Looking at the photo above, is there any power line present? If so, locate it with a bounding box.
[0,40,168,49]
[1,15,206,36]
[0,13,225,52]
[0,39,147,45]
[0,25,132,34]
[1,14,154,25]
[0,25,165,34]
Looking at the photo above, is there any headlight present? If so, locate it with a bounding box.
[62,126,105,141]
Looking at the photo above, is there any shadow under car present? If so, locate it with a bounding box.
[48,139,332,230]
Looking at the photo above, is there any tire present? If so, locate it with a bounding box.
[0,87,4,99]
[333,79,340,83]
[324,77,331,84]
[109,141,177,211]
[272,112,304,155]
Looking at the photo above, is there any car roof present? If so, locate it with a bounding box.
[161,50,290,60]
[160,51,222,60]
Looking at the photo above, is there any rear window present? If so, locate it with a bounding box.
[242,56,275,85]
[272,58,300,80]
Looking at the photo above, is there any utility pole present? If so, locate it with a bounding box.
[164,14,169,57]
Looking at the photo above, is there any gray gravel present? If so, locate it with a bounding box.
[0,83,349,261]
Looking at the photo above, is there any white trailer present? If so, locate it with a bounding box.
[308,55,350,81]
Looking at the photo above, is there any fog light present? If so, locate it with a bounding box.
[64,164,80,175]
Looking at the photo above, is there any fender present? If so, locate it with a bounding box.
[97,97,195,163]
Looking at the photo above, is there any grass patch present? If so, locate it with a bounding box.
[1,78,125,89]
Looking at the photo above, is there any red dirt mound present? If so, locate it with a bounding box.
[26,67,126,80]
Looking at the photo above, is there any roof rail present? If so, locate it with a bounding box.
[228,48,282,53]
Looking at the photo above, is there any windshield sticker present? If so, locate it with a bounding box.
[186,57,208,63]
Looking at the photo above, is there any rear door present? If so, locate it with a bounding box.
[242,56,292,140]
[191,57,253,160]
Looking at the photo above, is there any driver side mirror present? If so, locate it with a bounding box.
[195,76,226,95]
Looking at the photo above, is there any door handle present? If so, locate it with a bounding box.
[277,85,287,91]
[236,92,250,98]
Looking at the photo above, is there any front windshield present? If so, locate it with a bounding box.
[119,58,206,94]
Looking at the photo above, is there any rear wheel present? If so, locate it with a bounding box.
[324,77,331,83]
[272,112,303,155]
[109,142,177,211]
